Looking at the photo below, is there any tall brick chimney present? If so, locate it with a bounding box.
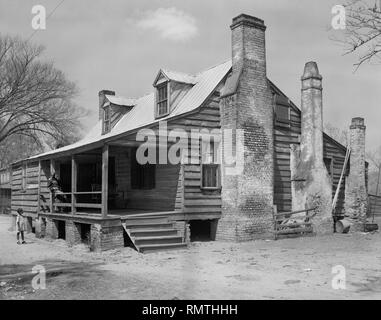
[98,90,115,120]
[290,62,332,234]
[344,117,368,224]
[216,14,274,241]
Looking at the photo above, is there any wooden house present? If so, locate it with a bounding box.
[10,14,357,251]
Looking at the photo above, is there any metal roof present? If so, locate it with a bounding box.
[160,69,197,84]
[105,95,137,107]
[26,60,232,161]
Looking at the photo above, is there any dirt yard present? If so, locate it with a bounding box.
[1,214,381,300]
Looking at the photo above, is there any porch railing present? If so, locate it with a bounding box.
[51,191,103,213]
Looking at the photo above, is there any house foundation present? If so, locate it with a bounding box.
[43,214,124,251]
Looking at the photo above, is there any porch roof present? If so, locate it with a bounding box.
[22,60,232,163]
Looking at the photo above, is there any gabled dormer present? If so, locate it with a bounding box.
[153,69,196,119]
[98,90,136,135]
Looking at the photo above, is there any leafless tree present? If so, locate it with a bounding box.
[335,0,381,69]
[0,34,85,151]
[324,122,349,146]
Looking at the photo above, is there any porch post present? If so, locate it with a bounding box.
[37,160,41,214]
[49,159,55,213]
[71,155,77,215]
[101,144,109,218]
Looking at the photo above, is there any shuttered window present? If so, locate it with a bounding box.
[275,104,290,122]
[131,148,156,189]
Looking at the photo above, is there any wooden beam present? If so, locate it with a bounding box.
[71,155,77,215]
[101,144,109,218]
[49,159,55,213]
[37,160,41,215]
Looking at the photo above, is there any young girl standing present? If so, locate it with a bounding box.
[16,208,26,244]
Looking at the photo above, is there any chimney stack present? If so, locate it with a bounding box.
[345,117,368,223]
[300,62,324,166]
[217,14,274,241]
[290,62,332,234]
[98,90,115,120]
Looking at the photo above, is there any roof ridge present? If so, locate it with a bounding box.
[161,68,196,78]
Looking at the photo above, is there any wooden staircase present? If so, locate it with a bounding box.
[121,212,187,253]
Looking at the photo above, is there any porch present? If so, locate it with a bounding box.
[38,142,181,218]
[35,142,188,252]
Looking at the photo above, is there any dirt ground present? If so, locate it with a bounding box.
[1,214,381,300]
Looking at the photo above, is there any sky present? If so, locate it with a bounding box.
[0,0,380,150]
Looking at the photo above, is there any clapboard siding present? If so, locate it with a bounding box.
[113,146,181,211]
[369,195,381,218]
[11,160,52,215]
[167,93,222,219]
[11,162,40,215]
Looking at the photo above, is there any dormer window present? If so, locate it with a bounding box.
[156,82,169,117]
[153,69,196,119]
[103,105,111,134]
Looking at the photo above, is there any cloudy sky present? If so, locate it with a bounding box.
[1,0,380,149]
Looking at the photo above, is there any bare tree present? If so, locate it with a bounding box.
[335,0,381,69]
[0,134,43,168]
[0,34,85,149]
[324,122,349,146]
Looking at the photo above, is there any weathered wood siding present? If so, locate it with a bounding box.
[167,92,222,219]
[113,147,182,211]
[11,160,52,216]
[11,162,39,216]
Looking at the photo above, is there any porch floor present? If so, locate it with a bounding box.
[43,208,176,220]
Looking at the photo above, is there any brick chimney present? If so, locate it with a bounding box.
[290,62,332,234]
[344,117,368,224]
[216,14,274,241]
[98,90,115,120]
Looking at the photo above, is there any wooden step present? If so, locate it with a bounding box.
[130,228,178,237]
[138,242,188,253]
[124,221,174,229]
[134,235,183,246]
[125,211,175,218]
[124,217,170,226]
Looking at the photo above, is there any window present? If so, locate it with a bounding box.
[275,104,290,123]
[131,148,155,189]
[103,106,111,133]
[201,139,220,189]
[156,83,168,117]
